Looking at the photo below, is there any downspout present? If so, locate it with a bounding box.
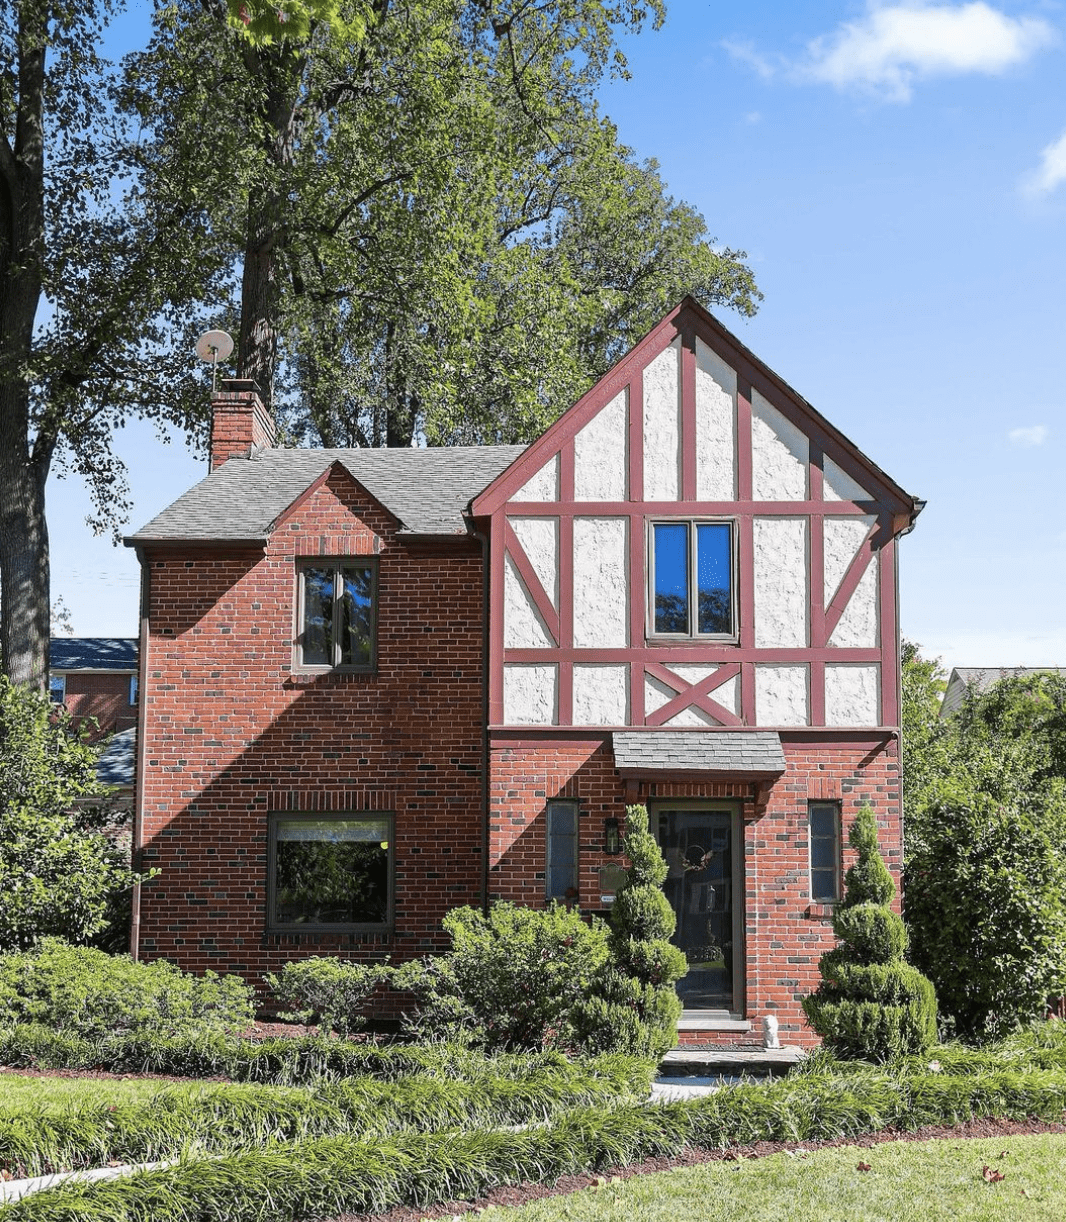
[468,520,492,917]
[129,548,151,960]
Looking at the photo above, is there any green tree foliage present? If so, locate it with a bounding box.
[0,678,146,950]
[572,804,687,1058]
[131,0,760,441]
[803,806,937,1061]
[0,0,228,686]
[902,651,1066,1041]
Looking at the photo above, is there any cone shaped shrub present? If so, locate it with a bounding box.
[572,805,686,1058]
[803,805,937,1061]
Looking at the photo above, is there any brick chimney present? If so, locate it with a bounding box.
[209,379,277,470]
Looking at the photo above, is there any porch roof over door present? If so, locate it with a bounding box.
[612,730,786,779]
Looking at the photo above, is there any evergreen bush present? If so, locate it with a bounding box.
[392,901,611,1051]
[0,940,254,1040]
[572,804,687,1058]
[803,805,937,1061]
[265,958,390,1036]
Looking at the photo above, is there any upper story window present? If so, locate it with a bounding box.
[649,520,735,639]
[296,560,378,672]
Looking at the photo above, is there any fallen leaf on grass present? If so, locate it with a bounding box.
[0,1171,12,1182]
[856,1162,872,1172]
[982,1166,1005,1183]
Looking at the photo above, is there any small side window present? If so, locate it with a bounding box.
[809,802,841,902]
[129,676,139,706]
[296,560,378,672]
[49,674,66,704]
[546,800,579,901]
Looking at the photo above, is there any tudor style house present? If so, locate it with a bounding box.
[127,299,921,1044]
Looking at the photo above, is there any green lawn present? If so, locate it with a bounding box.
[478,1134,1066,1222]
[0,1075,179,1113]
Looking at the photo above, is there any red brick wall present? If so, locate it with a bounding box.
[488,733,902,1047]
[137,466,485,989]
[59,672,137,740]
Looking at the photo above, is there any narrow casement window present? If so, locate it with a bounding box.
[809,802,841,902]
[546,801,579,901]
[298,561,377,670]
[650,521,734,638]
[268,814,393,930]
[49,674,66,704]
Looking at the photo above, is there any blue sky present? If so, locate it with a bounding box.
[51,1,1066,673]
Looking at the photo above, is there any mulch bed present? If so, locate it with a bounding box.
[317,1117,1066,1222]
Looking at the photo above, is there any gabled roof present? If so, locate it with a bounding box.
[50,638,138,672]
[473,296,919,520]
[126,445,528,545]
[941,666,1066,718]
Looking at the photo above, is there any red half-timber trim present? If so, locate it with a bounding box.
[680,324,697,501]
[808,445,826,725]
[823,515,887,641]
[503,519,560,646]
[489,510,506,725]
[504,646,882,664]
[644,662,743,727]
[500,499,879,517]
[880,536,899,727]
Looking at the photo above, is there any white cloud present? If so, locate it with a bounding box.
[801,3,1055,102]
[1022,127,1066,197]
[721,39,777,80]
[1009,424,1049,447]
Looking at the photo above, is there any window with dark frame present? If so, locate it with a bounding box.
[268,813,393,931]
[49,674,66,704]
[129,676,139,706]
[297,560,378,671]
[649,520,735,638]
[809,801,841,902]
[546,800,579,901]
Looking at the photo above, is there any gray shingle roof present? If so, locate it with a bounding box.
[50,638,138,671]
[941,666,1066,718]
[127,445,529,544]
[97,727,136,788]
[612,730,786,776]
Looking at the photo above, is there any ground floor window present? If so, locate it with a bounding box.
[809,801,841,902]
[267,813,393,931]
[546,800,579,901]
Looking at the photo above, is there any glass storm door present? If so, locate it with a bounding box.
[656,808,739,1011]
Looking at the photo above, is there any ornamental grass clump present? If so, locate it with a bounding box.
[572,804,687,1059]
[802,805,937,1061]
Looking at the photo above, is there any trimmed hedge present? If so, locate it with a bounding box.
[0,1024,625,1086]
[0,1056,653,1180]
[3,1069,1066,1220]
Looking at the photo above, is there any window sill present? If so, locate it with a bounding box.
[805,903,838,919]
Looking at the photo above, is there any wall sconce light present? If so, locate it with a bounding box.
[604,817,621,855]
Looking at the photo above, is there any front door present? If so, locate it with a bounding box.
[655,806,742,1012]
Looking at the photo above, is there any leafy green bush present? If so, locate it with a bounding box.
[265,958,390,1035]
[0,678,146,951]
[572,804,686,1059]
[0,941,253,1039]
[907,794,1066,1043]
[393,902,611,1051]
[803,806,937,1060]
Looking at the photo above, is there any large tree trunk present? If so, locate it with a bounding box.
[236,43,301,407]
[0,1,49,688]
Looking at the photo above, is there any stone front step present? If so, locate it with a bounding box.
[660,1045,806,1078]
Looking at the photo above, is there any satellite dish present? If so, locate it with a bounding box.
[195,329,234,390]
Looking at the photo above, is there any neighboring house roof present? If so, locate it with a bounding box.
[49,638,138,672]
[612,730,787,777]
[126,445,529,545]
[941,666,1066,718]
[96,726,136,787]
